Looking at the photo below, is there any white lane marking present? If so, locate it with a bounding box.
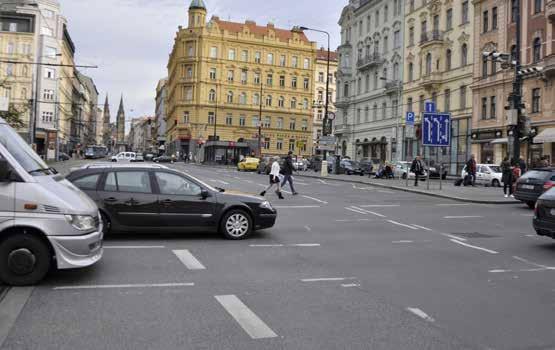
[520,214,534,217]
[351,206,387,218]
[357,219,371,221]
[387,220,418,230]
[273,205,320,209]
[245,180,254,184]
[249,243,320,247]
[444,216,484,219]
[172,250,206,270]
[345,207,368,215]
[360,204,400,208]
[290,243,321,247]
[249,244,284,247]
[449,239,498,254]
[440,233,467,241]
[302,195,328,204]
[335,219,350,222]
[406,308,435,323]
[233,176,241,180]
[436,203,473,207]
[411,225,433,231]
[525,234,536,237]
[392,240,414,243]
[301,277,357,282]
[215,295,278,339]
[54,283,195,290]
[341,283,360,288]
[318,179,327,184]
[304,225,312,232]
[513,256,554,269]
[489,268,549,273]
[104,245,166,249]
[0,287,34,348]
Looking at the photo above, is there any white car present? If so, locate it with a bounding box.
[461,164,502,187]
[111,152,136,162]
[393,161,428,179]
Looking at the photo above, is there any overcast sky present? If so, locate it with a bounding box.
[60,0,343,125]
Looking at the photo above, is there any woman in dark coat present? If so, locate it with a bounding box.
[501,157,513,198]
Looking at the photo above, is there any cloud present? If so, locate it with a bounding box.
[59,0,342,122]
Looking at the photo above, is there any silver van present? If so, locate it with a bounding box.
[0,117,103,285]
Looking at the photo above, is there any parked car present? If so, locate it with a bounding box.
[393,161,428,179]
[428,164,449,180]
[144,153,155,161]
[340,159,365,176]
[111,152,136,162]
[153,155,175,163]
[359,158,381,175]
[293,157,309,171]
[66,164,277,239]
[533,188,555,239]
[132,154,145,162]
[461,164,502,186]
[514,168,555,208]
[0,116,103,285]
[238,157,260,171]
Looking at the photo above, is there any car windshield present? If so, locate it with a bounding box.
[488,166,501,173]
[520,170,552,181]
[0,123,52,175]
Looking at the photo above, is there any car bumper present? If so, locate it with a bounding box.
[48,229,104,270]
[533,217,555,239]
[256,213,277,230]
[514,191,541,203]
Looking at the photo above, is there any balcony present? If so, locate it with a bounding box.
[356,53,385,70]
[384,80,402,95]
[548,0,555,22]
[421,72,442,90]
[544,54,555,78]
[420,30,445,48]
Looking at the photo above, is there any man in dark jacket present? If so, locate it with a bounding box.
[466,155,477,186]
[281,151,298,195]
[519,157,527,174]
[410,155,424,186]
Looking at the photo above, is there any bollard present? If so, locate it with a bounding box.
[439,164,443,191]
[426,165,430,190]
[406,167,409,187]
[321,161,328,177]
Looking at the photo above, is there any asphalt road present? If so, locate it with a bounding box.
[1,161,554,350]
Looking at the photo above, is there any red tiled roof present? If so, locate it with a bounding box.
[316,48,338,62]
[212,17,310,43]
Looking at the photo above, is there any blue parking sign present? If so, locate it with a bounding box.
[406,112,415,126]
[422,113,451,147]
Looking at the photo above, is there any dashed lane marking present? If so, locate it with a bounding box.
[387,220,419,230]
[411,225,433,231]
[173,250,206,270]
[444,216,484,219]
[249,243,321,247]
[350,206,387,218]
[341,283,361,288]
[406,308,435,323]
[345,207,368,215]
[360,204,400,208]
[215,295,278,339]
[54,283,195,290]
[449,239,498,254]
[302,195,328,204]
[301,277,357,282]
[304,225,312,232]
[392,240,414,243]
[440,233,467,241]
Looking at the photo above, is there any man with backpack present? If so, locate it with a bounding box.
[410,155,424,187]
[281,151,298,195]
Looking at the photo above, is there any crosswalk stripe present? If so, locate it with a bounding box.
[172,250,206,270]
[215,295,278,339]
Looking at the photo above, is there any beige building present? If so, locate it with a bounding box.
[312,48,338,154]
[166,0,316,162]
[402,0,474,174]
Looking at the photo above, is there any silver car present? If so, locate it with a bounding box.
[0,117,103,286]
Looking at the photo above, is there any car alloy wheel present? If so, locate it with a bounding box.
[222,210,252,240]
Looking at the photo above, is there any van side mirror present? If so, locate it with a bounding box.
[0,159,11,181]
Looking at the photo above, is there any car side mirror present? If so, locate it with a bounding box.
[0,159,12,182]
[200,190,210,199]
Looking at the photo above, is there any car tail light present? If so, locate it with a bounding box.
[544,181,554,190]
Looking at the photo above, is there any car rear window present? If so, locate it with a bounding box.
[520,170,552,181]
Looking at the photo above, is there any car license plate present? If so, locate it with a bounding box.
[521,184,535,190]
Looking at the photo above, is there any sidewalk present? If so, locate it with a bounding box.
[297,172,520,205]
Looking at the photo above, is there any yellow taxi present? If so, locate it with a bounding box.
[237,157,260,171]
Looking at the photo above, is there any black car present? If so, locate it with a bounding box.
[153,155,174,163]
[533,188,555,239]
[514,168,555,208]
[66,164,277,239]
[340,160,365,176]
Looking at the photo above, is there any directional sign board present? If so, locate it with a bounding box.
[422,113,451,147]
[425,101,436,113]
[406,112,415,126]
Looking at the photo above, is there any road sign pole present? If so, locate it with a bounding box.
[427,149,430,191]
[439,164,443,191]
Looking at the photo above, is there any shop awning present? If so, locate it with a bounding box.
[534,128,555,143]
[491,138,508,144]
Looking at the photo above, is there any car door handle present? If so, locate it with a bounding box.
[125,199,139,206]
[104,197,118,203]
[160,199,173,205]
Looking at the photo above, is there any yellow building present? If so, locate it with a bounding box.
[166,0,316,162]
[402,0,474,174]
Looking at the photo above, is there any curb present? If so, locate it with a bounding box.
[296,174,520,205]
[0,287,8,303]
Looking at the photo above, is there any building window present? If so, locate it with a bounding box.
[318,72,324,83]
[482,56,488,78]
[209,68,217,80]
[483,10,488,32]
[279,75,285,87]
[267,74,273,86]
[253,93,260,105]
[460,86,467,109]
[210,46,218,58]
[425,53,432,75]
[241,70,247,84]
[419,95,425,113]
[290,98,297,109]
[208,89,216,102]
[226,114,233,125]
[255,51,261,63]
[277,117,284,129]
[373,104,378,120]
[408,63,414,81]
[535,0,542,14]
[409,27,414,46]
[357,109,362,124]
[375,10,379,27]
[41,111,54,123]
[266,95,272,106]
[276,139,283,150]
[461,44,468,66]
[208,112,215,125]
[492,7,498,30]
[303,58,310,69]
[344,82,349,97]
[446,8,453,30]
[289,119,296,130]
[227,70,234,82]
[511,45,517,62]
[384,5,388,21]
[512,0,518,22]
[383,35,388,53]
[183,111,190,124]
[6,63,14,76]
[267,53,274,65]
[292,76,297,88]
[263,138,270,149]
[44,68,55,79]
[252,116,259,127]
[289,139,295,152]
[227,91,234,103]
[532,88,541,113]
[188,45,194,57]
[43,89,54,100]
[444,89,450,112]
[533,38,541,63]
[239,115,246,126]
[292,56,298,68]
[490,96,496,119]
[381,102,387,119]
[228,49,236,60]
[407,97,413,112]
[301,119,308,131]
[5,42,14,55]
[187,67,193,78]
[303,98,309,110]
[446,50,452,70]
[280,55,286,67]
[410,0,414,12]
[394,30,400,49]
[481,97,488,119]
[462,1,469,23]
[239,92,247,105]
[241,50,248,62]
[278,96,285,107]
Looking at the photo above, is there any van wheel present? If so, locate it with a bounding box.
[0,235,52,286]
[221,210,252,240]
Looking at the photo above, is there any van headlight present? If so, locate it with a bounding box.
[259,201,274,211]
[65,215,96,231]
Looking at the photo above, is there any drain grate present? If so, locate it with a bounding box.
[450,232,497,239]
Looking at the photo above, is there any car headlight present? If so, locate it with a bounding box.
[259,201,274,211]
[65,215,96,231]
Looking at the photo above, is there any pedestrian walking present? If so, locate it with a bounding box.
[501,157,513,198]
[189,152,193,164]
[512,159,521,195]
[281,151,298,195]
[519,157,527,174]
[260,156,284,199]
[466,155,477,186]
[410,155,424,187]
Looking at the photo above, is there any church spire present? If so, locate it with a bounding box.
[116,94,126,144]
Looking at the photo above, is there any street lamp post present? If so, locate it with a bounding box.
[380,76,402,162]
[258,83,263,157]
[299,26,331,160]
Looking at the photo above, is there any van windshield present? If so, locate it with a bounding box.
[0,123,52,175]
